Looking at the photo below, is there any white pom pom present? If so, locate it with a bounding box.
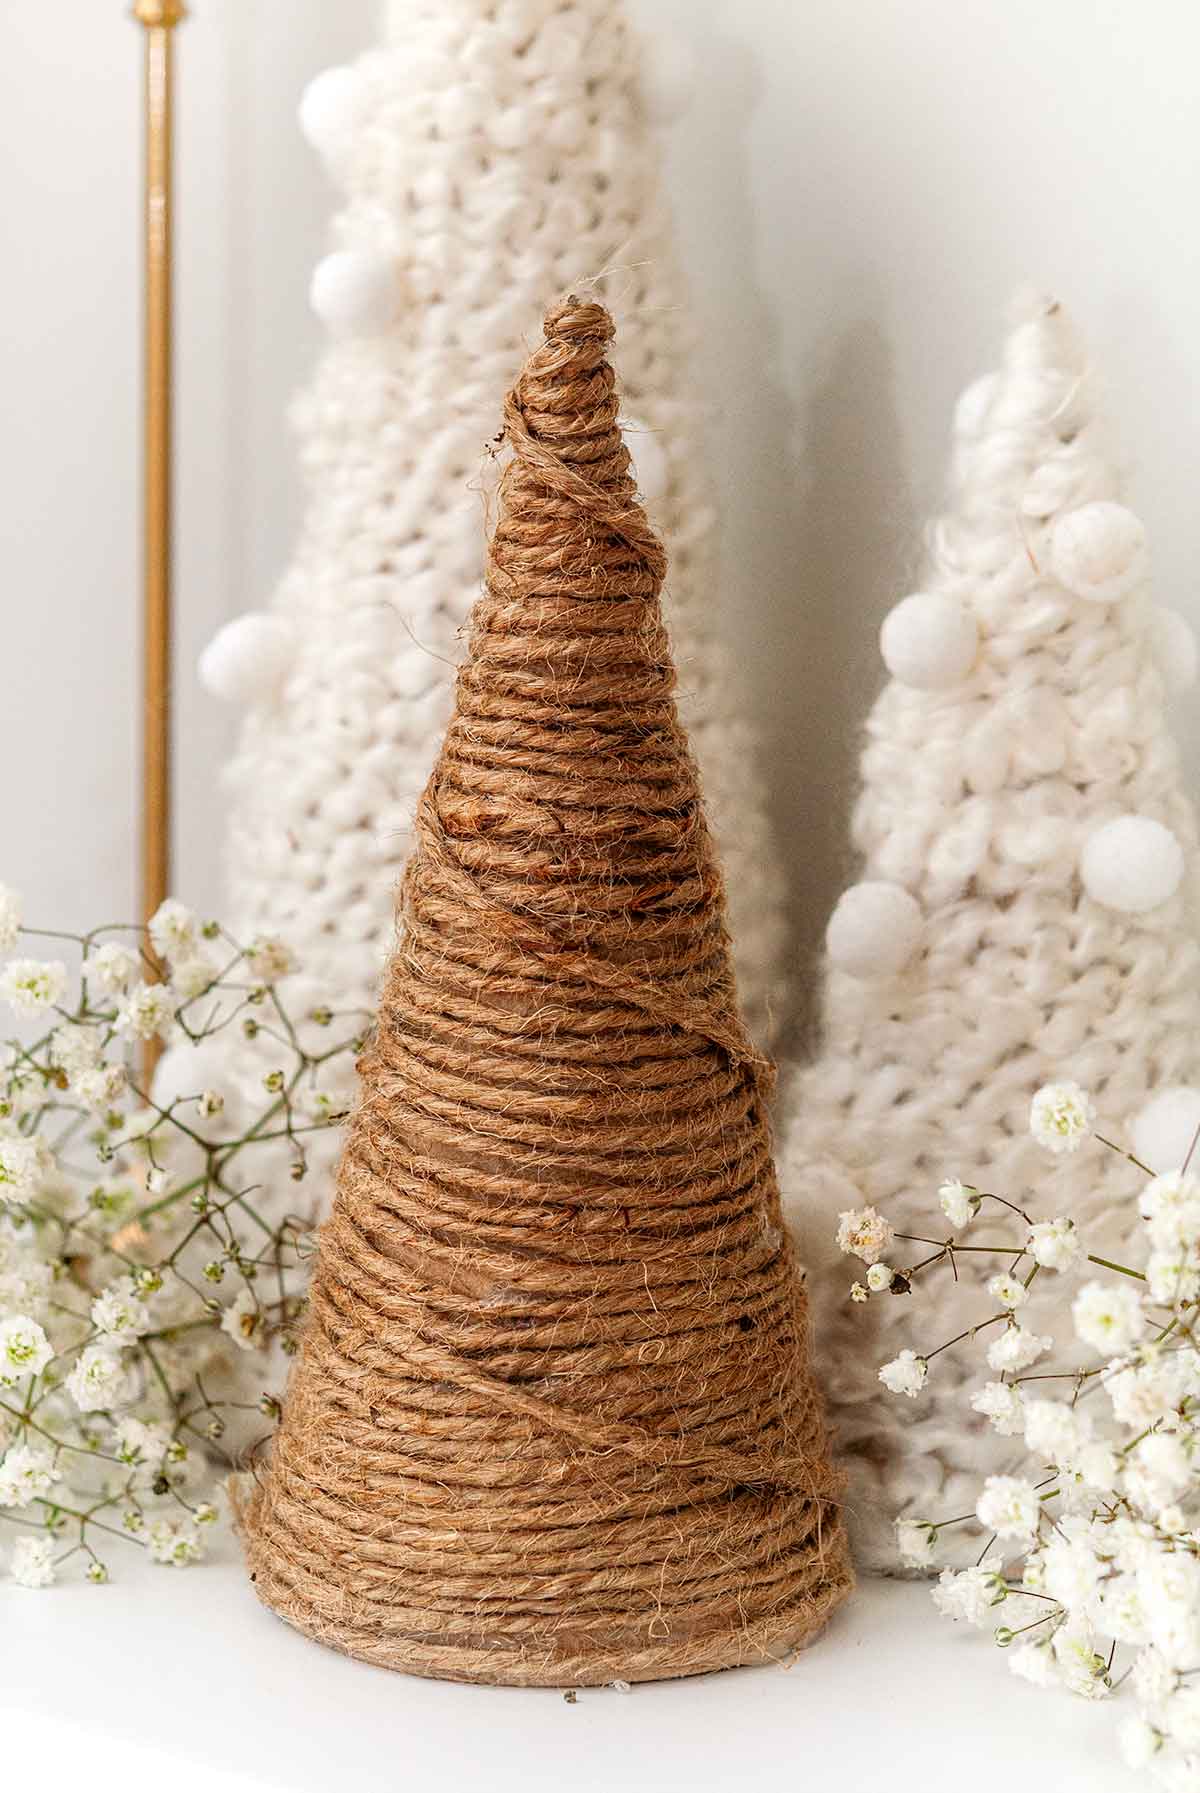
[1050,501,1147,603]
[1151,605,1198,694]
[1132,1087,1200,1175]
[298,66,366,173]
[639,34,696,125]
[622,418,668,502]
[880,592,979,690]
[826,881,924,979]
[198,613,293,706]
[310,250,398,338]
[1079,815,1184,914]
[953,372,999,441]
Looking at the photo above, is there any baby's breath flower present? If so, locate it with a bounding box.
[1126,1434,1193,1519]
[72,1062,127,1111]
[931,1556,1005,1625]
[1140,1174,1200,1259]
[87,941,140,995]
[0,1442,60,1509]
[1029,1081,1093,1154]
[64,1345,134,1413]
[1052,1622,1111,1699]
[1108,1354,1185,1430]
[1118,1715,1162,1770]
[220,1288,264,1352]
[0,1315,53,1386]
[0,1224,52,1315]
[85,1560,109,1585]
[1023,1397,1090,1464]
[49,1023,101,1082]
[0,958,67,1018]
[90,1285,150,1343]
[0,884,22,951]
[976,1473,1042,1543]
[1042,1539,1103,1617]
[836,1204,894,1266]
[866,1262,894,1292]
[147,1518,205,1567]
[970,1380,1026,1436]
[849,1281,868,1303]
[987,1272,1028,1309]
[9,1534,56,1588]
[114,981,174,1043]
[1073,1439,1120,1495]
[245,935,296,983]
[1072,1279,1144,1354]
[0,1133,51,1201]
[1136,1554,1200,1668]
[148,899,199,964]
[114,1416,170,1467]
[879,1349,927,1397]
[198,1089,224,1119]
[169,956,218,1002]
[1008,1642,1059,1687]
[986,1325,1053,1373]
[938,1177,978,1229]
[1146,1250,1200,1307]
[1133,1645,1179,1710]
[1026,1216,1081,1271]
[895,1519,936,1568]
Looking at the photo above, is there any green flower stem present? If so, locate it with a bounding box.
[1087,1254,1147,1282]
[1094,1132,1156,1179]
[0,1399,127,1464]
[894,1233,1028,1253]
[924,1309,1009,1361]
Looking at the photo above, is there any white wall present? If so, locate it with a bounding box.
[4,0,1199,1019]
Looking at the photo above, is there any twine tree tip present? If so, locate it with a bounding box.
[542,292,616,345]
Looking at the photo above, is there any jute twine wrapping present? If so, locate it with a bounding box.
[238,297,852,1686]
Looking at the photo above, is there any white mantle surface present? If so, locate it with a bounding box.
[3,1544,1131,1792]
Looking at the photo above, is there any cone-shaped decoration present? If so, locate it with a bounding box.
[239,299,851,1685]
[783,295,1200,1570]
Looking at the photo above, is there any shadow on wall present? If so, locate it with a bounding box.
[669,25,914,1050]
[788,308,915,1049]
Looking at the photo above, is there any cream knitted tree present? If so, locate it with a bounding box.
[200,0,786,1064]
[783,295,1200,1570]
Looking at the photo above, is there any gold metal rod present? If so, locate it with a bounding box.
[134,0,185,1076]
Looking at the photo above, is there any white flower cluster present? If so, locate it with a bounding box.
[841,1081,1200,1787]
[0,887,354,1591]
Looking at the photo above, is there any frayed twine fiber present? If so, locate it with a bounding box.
[236,296,853,1686]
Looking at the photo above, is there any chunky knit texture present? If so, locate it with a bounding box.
[209,0,786,1063]
[237,297,851,1686]
[783,297,1200,1571]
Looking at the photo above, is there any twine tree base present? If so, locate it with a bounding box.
[239,1525,850,1687]
[238,297,851,1687]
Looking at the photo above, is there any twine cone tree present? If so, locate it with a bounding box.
[239,298,851,1686]
[783,294,1200,1570]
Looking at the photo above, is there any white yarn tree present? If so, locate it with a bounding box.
[783,295,1200,1570]
[200,0,786,1061]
